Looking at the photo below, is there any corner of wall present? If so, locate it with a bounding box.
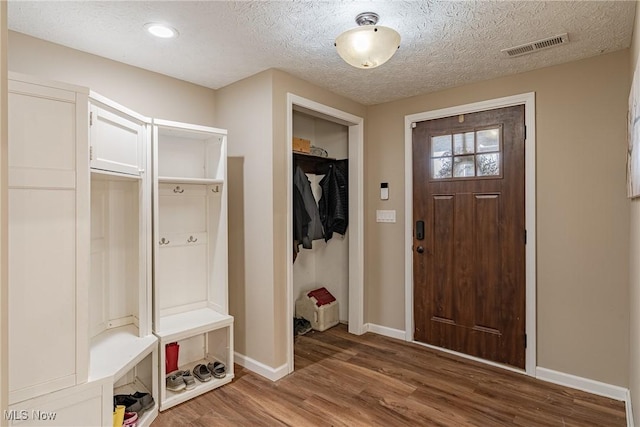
[629,3,640,425]
[0,2,8,420]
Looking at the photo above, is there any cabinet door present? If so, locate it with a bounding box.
[90,104,144,176]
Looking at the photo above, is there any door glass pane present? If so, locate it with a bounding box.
[453,132,475,155]
[431,135,452,157]
[477,128,500,153]
[453,155,475,177]
[477,153,500,176]
[432,158,452,179]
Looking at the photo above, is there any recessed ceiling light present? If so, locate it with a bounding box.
[145,23,178,39]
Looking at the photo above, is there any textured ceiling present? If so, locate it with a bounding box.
[7,0,637,105]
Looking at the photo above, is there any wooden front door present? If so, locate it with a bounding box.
[412,105,526,369]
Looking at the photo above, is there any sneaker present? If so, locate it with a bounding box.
[131,391,154,412]
[294,317,312,336]
[166,371,186,392]
[181,370,196,390]
[113,395,142,413]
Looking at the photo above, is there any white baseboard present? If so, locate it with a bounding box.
[536,367,628,401]
[234,352,288,382]
[363,323,406,340]
[626,389,634,427]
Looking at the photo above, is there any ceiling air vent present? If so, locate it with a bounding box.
[502,33,569,58]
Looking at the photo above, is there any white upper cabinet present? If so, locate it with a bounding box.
[89,92,148,177]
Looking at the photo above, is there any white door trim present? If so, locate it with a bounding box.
[286,93,365,374]
[404,92,537,376]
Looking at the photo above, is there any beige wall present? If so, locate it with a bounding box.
[214,70,277,365]
[8,32,216,125]
[218,68,365,369]
[629,1,640,423]
[367,50,631,387]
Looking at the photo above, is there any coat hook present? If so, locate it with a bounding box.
[173,186,184,194]
[211,185,220,193]
[159,237,170,245]
[187,235,198,243]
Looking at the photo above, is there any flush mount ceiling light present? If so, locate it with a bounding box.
[335,12,401,69]
[145,22,179,39]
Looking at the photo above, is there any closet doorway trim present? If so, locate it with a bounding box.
[286,93,365,375]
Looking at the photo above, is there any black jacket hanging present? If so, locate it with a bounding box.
[293,184,311,257]
[318,164,348,241]
[294,166,324,244]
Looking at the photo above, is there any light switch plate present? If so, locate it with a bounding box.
[376,210,396,223]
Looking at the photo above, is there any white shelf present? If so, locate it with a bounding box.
[155,308,233,342]
[88,325,157,382]
[114,379,158,427]
[161,358,233,411]
[158,176,223,185]
[91,168,142,181]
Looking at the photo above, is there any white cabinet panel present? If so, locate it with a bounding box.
[90,104,145,176]
[156,244,208,313]
[8,189,77,398]
[158,185,207,234]
[7,381,107,427]
[8,91,76,188]
[8,73,90,404]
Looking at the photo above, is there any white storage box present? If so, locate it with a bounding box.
[295,287,339,332]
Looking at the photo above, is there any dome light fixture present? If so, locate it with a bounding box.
[145,22,179,39]
[334,12,401,69]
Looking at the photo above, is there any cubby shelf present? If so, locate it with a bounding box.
[91,168,143,181]
[88,325,157,382]
[155,308,233,342]
[160,360,234,411]
[158,176,223,186]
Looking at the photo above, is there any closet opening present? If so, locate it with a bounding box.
[286,94,364,375]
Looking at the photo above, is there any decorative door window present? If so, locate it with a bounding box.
[430,126,502,180]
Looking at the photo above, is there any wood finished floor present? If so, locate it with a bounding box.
[150,324,626,426]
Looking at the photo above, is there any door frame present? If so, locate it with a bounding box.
[404,93,536,376]
[285,93,365,375]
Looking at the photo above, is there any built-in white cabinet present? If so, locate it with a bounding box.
[7,73,233,423]
[8,73,90,404]
[7,74,161,426]
[152,120,233,410]
[87,94,158,426]
[89,92,146,177]
[88,93,152,339]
